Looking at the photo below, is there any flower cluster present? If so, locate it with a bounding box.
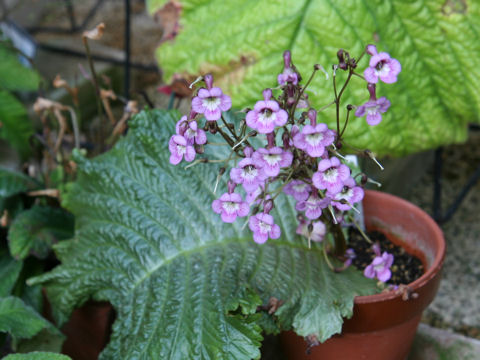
[169,46,400,282]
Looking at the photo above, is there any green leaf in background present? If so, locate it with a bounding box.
[30,110,376,360]
[2,352,71,360]
[8,206,74,260]
[0,44,40,92]
[0,167,39,206]
[0,249,23,297]
[0,297,60,341]
[0,90,33,159]
[150,0,480,156]
[13,328,65,355]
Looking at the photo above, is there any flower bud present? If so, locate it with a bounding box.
[346,104,354,111]
[307,109,317,126]
[367,83,377,101]
[337,49,348,70]
[263,199,274,214]
[227,180,236,194]
[194,144,204,154]
[204,74,213,89]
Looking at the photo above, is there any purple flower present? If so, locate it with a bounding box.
[191,75,231,121]
[246,89,288,134]
[296,219,326,242]
[176,116,207,145]
[212,192,249,223]
[364,45,401,84]
[249,213,281,244]
[293,109,335,157]
[252,147,293,177]
[344,248,356,267]
[312,157,351,195]
[355,97,391,126]
[295,193,330,220]
[277,50,299,86]
[283,180,311,201]
[230,147,267,192]
[168,135,196,165]
[328,177,365,211]
[364,251,394,282]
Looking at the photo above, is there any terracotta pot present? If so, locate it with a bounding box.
[280,190,446,360]
[43,297,113,360]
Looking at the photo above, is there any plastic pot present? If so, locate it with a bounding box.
[280,190,446,360]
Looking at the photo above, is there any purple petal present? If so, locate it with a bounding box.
[355,105,366,117]
[377,97,391,113]
[269,224,281,239]
[238,202,250,217]
[169,153,182,165]
[212,199,223,213]
[198,88,210,98]
[184,146,196,162]
[364,265,375,279]
[230,168,243,184]
[364,67,378,84]
[204,108,221,121]
[253,232,268,244]
[195,129,207,145]
[246,110,258,129]
[366,112,382,126]
[305,206,322,220]
[377,268,392,282]
[209,87,222,97]
[219,94,232,111]
[275,109,288,127]
[370,52,390,68]
[191,96,205,113]
[221,212,237,223]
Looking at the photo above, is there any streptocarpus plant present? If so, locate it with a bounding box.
[169,45,401,281]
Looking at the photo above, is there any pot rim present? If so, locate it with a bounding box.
[354,190,446,304]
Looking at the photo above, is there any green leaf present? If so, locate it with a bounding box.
[2,352,71,360]
[0,297,59,341]
[14,328,65,355]
[30,110,377,359]
[152,0,480,156]
[8,206,74,260]
[0,90,33,159]
[0,249,23,297]
[0,167,39,206]
[0,44,40,92]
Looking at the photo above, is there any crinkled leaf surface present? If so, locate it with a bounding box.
[151,0,480,156]
[30,110,376,359]
[8,206,74,260]
[0,296,60,341]
[2,352,71,360]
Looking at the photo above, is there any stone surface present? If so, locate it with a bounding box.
[408,323,480,360]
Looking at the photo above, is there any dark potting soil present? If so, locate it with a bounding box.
[348,228,424,285]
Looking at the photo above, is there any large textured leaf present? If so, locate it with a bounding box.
[151,0,480,156]
[30,110,376,359]
[2,352,71,360]
[0,90,33,159]
[8,206,74,260]
[0,297,59,340]
[0,44,40,92]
